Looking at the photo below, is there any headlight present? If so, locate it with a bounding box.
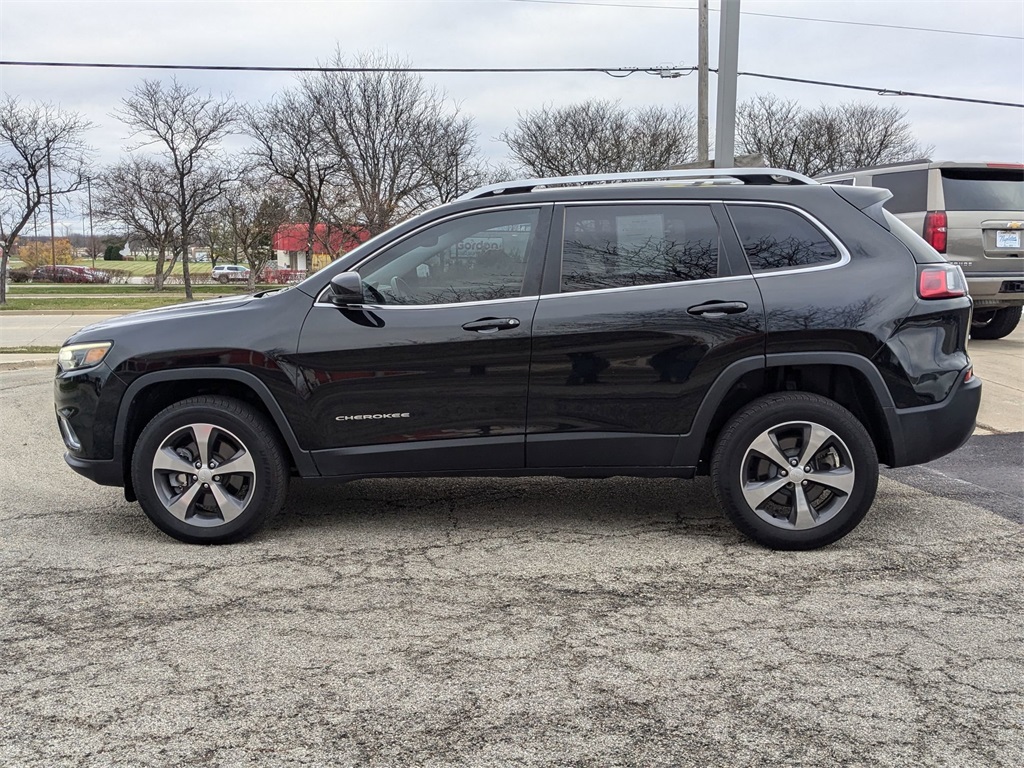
[57,342,112,372]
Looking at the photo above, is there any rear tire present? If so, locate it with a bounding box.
[711,392,879,550]
[971,306,1021,340]
[131,396,288,544]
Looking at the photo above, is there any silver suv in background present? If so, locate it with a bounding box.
[211,264,251,284]
[819,161,1024,339]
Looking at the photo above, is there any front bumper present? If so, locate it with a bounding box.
[64,452,124,487]
[885,372,982,467]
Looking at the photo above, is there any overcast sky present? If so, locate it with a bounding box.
[1,0,1022,226]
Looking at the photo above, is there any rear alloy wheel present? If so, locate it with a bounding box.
[711,393,878,550]
[131,396,288,544]
[970,306,1021,340]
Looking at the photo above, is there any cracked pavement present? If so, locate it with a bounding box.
[1,368,1022,766]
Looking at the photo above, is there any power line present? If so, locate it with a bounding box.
[507,0,1024,41]
[0,60,689,77]
[1,59,1019,108]
[737,71,1024,109]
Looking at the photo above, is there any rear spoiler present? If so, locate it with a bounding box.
[829,186,893,229]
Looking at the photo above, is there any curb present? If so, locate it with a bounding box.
[0,310,134,316]
[0,360,53,371]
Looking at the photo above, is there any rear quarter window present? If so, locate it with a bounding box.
[727,205,840,272]
[872,170,928,214]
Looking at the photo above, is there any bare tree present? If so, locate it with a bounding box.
[94,157,179,289]
[736,93,930,176]
[0,97,91,304]
[415,112,489,203]
[116,78,236,299]
[224,175,291,291]
[501,100,697,177]
[305,51,478,236]
[243,87,343,267]
[734,94,806,171]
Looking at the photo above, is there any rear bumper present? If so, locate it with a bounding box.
[966,273,1024,307]
[885,373,982,467]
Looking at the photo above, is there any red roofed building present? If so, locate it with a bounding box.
[272,223,370,272]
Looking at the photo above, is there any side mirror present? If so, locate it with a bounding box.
[328,272,364,306]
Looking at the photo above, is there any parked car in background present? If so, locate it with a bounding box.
[55,168,980,550]
[212,264,251,284]
[31,265,110,283]
[818,161,1024,339]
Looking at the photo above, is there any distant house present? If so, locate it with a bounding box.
[272,223,370,272]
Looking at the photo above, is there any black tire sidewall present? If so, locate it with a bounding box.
[131,398,286,544]
[712,394,879,550]
[970,306,1021,340]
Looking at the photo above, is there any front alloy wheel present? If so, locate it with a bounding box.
[712,392,878,550]
[132,396,288,544]
[151,423,257,527]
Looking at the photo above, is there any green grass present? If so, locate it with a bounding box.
[72,260,216,276]
[7,284,261,295]
[0,295,207,311]
[0,345,60,354]
[9,258,248,276]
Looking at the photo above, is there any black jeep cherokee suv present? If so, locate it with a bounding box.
[54,168,981,549]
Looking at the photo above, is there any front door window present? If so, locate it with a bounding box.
[358,208,541,305]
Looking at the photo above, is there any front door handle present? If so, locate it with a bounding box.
[462,317,521,333]
[687,301,748,317]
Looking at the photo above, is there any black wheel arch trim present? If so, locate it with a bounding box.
[671,352,898,468]
[113,368,319,477]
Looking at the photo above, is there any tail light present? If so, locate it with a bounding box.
[918,264,966,299]
[923,210,947,253]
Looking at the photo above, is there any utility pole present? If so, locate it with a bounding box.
[697,0,709,164]
[714,0,741,167]
[87,177,95,269]
[47,145,57,270]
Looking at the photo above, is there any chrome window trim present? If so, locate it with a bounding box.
[538,273,754,301]
[313,294,540,311]
[724,200,852,279]
[314,202,548,309]
[547,199,850,298]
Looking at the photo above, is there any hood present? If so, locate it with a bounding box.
[66,295,256,342]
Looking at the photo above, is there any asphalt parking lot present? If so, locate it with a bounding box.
[1,359,1021,767]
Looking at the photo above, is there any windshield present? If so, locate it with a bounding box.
[941,168,1024,212]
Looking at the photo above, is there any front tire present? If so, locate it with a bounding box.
[971,306,1021,340]
[131,396,288,544]
[711,392,879,550]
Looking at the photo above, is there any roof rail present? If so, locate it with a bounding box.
[456,167,817,201]
[815,158,933,178]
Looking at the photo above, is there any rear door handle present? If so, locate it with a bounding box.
[462,317,521,333]
[687,301,748,317]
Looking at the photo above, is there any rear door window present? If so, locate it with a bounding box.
[940,168,1024,211]
[560,204,719,292]
[727,205,840,272]
[872,170,928,214]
